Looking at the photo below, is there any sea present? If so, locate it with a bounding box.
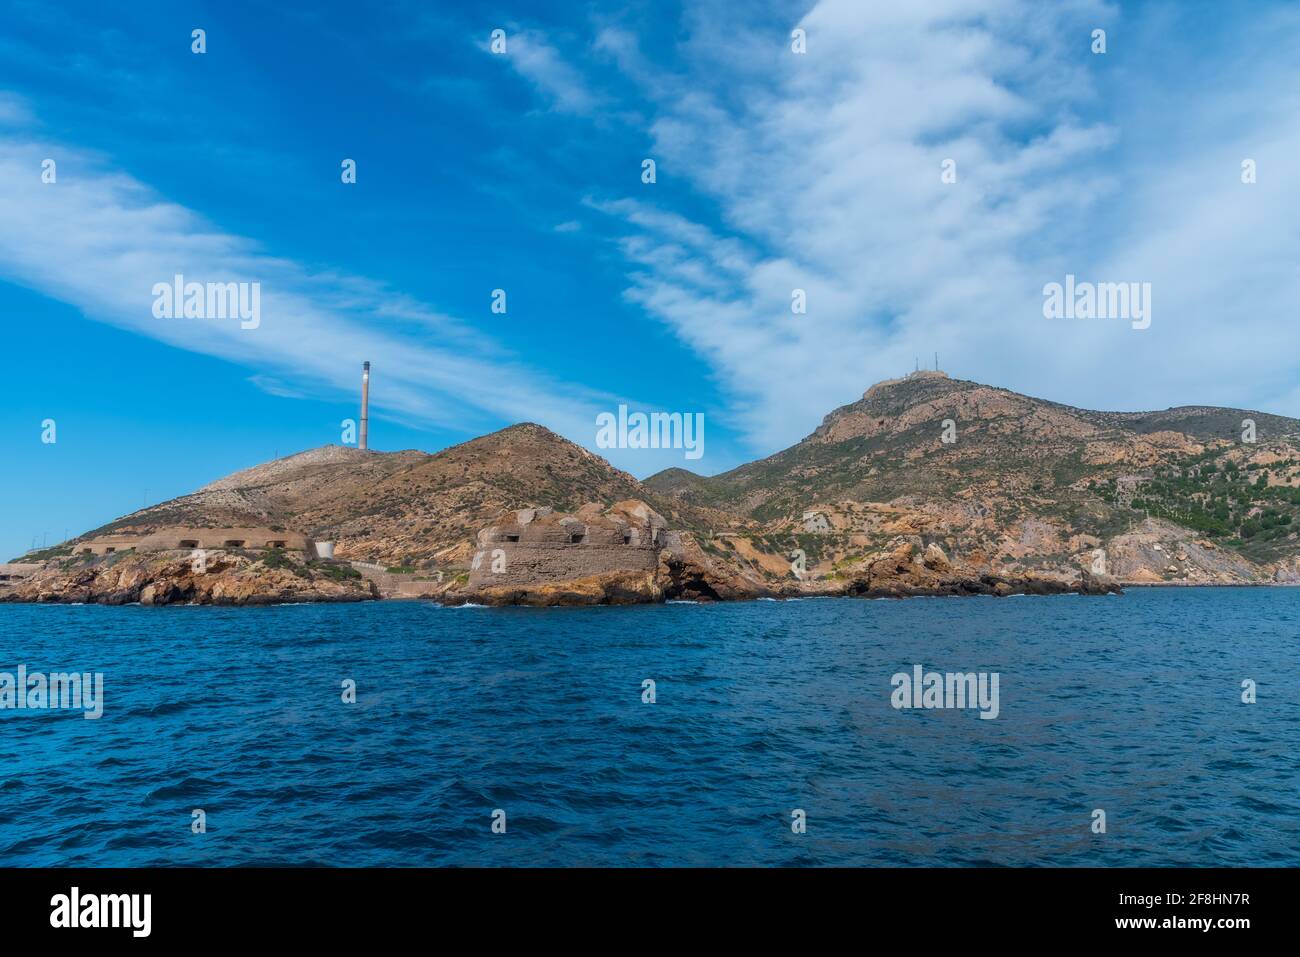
[1,587,1297,867]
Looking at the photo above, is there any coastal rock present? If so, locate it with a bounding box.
[656,532,760,601]
[1,552,376,606]
[922,542,951,572]
[835,542,1122,598]
[1077,569,1123,595]
[457,569,661,607]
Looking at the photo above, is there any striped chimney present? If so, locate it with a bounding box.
[359,361,370,451]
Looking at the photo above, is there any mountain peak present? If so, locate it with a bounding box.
[862,368,951,400]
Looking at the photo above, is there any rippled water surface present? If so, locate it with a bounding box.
[1,588,1297,866]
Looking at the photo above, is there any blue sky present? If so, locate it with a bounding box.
[2,0,1299,560]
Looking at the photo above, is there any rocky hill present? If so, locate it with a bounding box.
[74,424,708,569]
[646,371,1300,586]
[12,372,1300,604]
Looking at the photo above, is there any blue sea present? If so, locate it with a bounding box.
[1,588,1297,867]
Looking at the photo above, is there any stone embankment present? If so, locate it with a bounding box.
[349,562,444,598]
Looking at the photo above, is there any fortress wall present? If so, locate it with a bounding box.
[74,527,313,555]
[467,542,659,588]
[0,564,42,581]
[393,580,443,598]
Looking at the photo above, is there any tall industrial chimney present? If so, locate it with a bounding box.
[359,361,370,451]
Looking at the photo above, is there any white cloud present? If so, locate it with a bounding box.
[247,375,308,400]
[0,98,619,445]
[592,0,1300,452]
[495,29,602,115]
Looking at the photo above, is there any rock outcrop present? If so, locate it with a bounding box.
[453,569,662,607]
[657,531,760,601]
[832,541,1120,599]
[0,551,376,606]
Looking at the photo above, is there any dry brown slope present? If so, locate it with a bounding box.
[644,372,1300,584]
[80,424,707,568]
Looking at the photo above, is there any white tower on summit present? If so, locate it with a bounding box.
[359,361,371,451]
